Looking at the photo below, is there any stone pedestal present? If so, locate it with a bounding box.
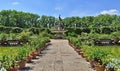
[57,33,63,39]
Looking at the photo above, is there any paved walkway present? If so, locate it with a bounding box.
[22,39,95,71]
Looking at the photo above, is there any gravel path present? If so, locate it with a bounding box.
[20,39,95,71]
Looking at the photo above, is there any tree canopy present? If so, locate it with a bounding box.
[0,10,120,34]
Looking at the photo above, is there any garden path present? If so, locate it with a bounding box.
[20,39,95,71]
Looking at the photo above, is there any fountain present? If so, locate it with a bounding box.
[51,15,67,39]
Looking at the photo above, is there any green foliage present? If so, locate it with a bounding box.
[0,26,12,33]
[4,27,12,34]
[0,10,120,35]
[68,36,82,49]
[11,27,23,33]
[39,30,51,38]
[8,33,17,40]
[82,28,91,33]
[102,27,112,34]
[106,58,120,70]
[84,45,120,69]
[0,47,20,69]
[29,27,40,34]
[0,26,5,32]
[98,34,111,39]
[17,31,31,43]
[65,28,81,36]
[0,33,8,40]
[111,31,120,40]
[0,35,50,69]
[90,48,110,64]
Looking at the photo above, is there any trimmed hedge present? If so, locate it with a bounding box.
[11,27,23,33]
[29,27,40,34]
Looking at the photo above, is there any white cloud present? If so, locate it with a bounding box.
[12,2,20,5]
[100,9,120,15]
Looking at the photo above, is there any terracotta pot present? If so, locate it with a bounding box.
[72,45,75,48]
[75,48,80,52]
[85,57,89,62]
[27,55,32,63]
[79,51,85,57]
[93,61,105,71]
[90,60,98,68]
[34,49,40,56]
[90,60,95,68]
[94,65,105,71]
[41,46,46,51]
[31,52,37,59]
[93,60,98,66]
[69,43,75,48]
[43,44,46,49]
[7,66,18,71]
[18,60,26,69]
[32,54,36,59]
[69,42,72,46]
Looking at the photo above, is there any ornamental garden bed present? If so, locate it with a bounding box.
[0,31,51,71]
[68,36,120,71]
[0,37,50,71]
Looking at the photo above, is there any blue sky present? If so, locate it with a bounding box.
[0,0,120,18]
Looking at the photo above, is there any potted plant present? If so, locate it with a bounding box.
[17,48,27,69]
[89,48,111,71]
[6,60,18,71]
[22,45,33,63]
[0,55,18,71]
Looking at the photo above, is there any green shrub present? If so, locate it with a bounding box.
[11,27,23,33]
[17,31,31,43]
[68,36,82,49]
[0,26,5,33]
[8,33,17,40]
[29,27,40,34]
[4,27,12,34]
[39,31,51,38]
[0,33,8,40]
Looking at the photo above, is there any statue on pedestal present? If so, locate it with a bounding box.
[51,15,67,39]
[57,15,63,31]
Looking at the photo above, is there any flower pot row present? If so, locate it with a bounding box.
[26,44,48,63]
[68,36,120,71]
[0,36,50,71]
[5,42,49,71]
[6,45,47,71]
[69,43,107,71]
[6,66,18,71]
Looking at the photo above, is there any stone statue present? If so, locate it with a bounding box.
[58,15,63,30]
[59,15,62,21]
[51,15,67,39]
